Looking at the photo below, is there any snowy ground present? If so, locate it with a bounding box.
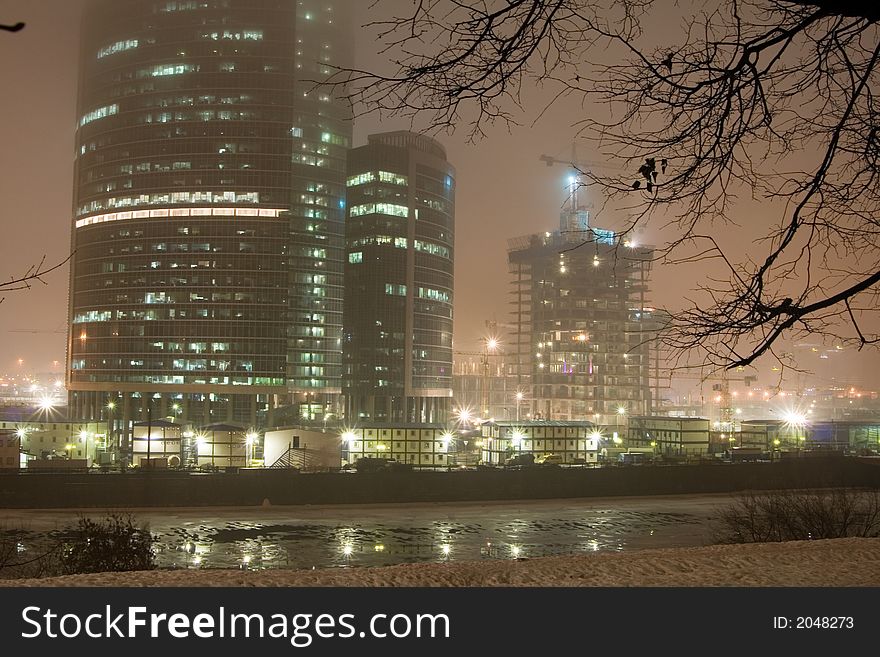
[3,538,879,587]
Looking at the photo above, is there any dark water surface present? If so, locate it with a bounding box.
[1,494,728,570]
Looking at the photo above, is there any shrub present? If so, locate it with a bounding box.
[59,514,156,575]
[714,488,880,544]
[0,522,65,580]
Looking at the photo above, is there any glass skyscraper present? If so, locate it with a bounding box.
[67,0,352,445]
[343,132,455,424]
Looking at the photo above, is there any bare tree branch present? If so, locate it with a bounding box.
[0,253,74,304]
[333,0,880,371]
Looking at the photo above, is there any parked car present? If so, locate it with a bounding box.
[535,453,564,466]
[353,457,413,473]
[618,452,651,465]
[505,453,535,468]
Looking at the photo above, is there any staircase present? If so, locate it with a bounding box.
[269,447,320,470]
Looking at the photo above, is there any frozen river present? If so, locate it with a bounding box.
[0,494,731,570]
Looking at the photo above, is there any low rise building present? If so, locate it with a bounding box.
[627,416,711,455]
[131,419,184,467]
[740,418,880,452]
[0,420,104,465]
[341,425,458,468]
[0,429,20,470]
[193,423,251,469]
[479,420,600,465]
[264,427,341,470]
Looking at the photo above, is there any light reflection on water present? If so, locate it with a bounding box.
[148,509,711,570]
[3,499,722,572]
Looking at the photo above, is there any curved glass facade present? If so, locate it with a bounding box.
[67,0,352,434]
[343,132,455,424]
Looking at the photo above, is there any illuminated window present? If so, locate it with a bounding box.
[378,171,407,186]
[385,284,407,296]
[79,104,118,127]
[73,310,112,323]
[347,171,407,187]
[418,287,450,303]
[97,39,138,59]
[414,240,450,259]
[349,203,409,218]
[348,252,362,263]
[144,63,197,78]
[159,1,198,12]
[321,132,348,146]
[346,172,375,187]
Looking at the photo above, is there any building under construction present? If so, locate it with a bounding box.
[507,208,656,424]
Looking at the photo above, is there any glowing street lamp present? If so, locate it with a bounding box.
[454,406,473,426]
[782,410,808,447]
[37,396,56,413]
[246,431,258,464]
[510,430,525,449]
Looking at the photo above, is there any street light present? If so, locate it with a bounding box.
[616,405,627,440]
[454,406,473,427]
[782,410,808,448]
[480,337,500,417]
[510,429,525,451]
[105,399,117,458]
[245,431,258,464]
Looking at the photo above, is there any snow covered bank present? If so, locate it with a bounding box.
[3,537,878,587]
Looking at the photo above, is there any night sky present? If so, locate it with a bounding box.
[1,0,876,392]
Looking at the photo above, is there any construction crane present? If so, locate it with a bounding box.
[7,328,65,333]
[454,322,501,418]
[539,147,605,212]
[540,147,637,242]
[658,368,758,428]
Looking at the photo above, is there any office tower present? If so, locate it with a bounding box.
[507,206,655,423]
[67,0,352,444]
[343,132,455,424]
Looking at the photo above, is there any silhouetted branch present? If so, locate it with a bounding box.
[1,253,74,303]
[334,1,880,371]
